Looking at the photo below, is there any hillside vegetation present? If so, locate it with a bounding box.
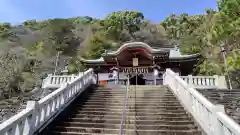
[0,0,239,99]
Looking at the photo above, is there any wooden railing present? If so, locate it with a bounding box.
[164,69,240,135]
[0,69,95,135]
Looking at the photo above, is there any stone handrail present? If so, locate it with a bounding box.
[181,75,227,89]
[0,69,95,135]
[42,73,84,89]
[119,77,129,135]
[164,69,240,135]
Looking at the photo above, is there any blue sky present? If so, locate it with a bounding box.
[0,0,218,24]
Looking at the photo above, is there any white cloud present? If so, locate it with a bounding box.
[0,0,26,24]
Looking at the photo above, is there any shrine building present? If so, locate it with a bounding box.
[80,42,202,85]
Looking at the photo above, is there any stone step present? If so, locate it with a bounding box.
[87,92,174,96]
[51,126,118,134]
[208,99,240,103]
[65,118,120,124]
[65,118,194,124]
[78,102,181,106]
[69,114,191,121]
[87,95,176,99]
[71,110,188,117]
[50,132,114,135]
[201,95,240,98]
[91,89,172,92]
[210,100,239,104]
[88,92,174,95]
[200,92,240,94]
[78,98,178,102]
[77,104,183,108]
[50,127,201,135]
[200,90,240,92]
[201,96,240,99]
[81,98,179,102]
[94,88,169,91]
[208,96,240,99]
[225,110,240,114]
[133,129,201,135]
[89,91,126,93]
[83,100,181,104]
[73,107,185,112]
[56,122,197,130]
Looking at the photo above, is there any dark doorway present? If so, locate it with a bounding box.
[130,74,146,85]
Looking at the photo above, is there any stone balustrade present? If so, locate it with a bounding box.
[181,75,228,89]
[164,69,240,135]
[42,73,84,89]
[0,69,95,135]
[43,73,227,90]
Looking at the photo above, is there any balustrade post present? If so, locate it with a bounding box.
[163,72,167,85]
[212,104,225,135]
[71,74,75,82]
[163,69,169,85]
[163,69,175,85]
[188,75,194,88]
[23,101,39,135]
[154,68,158,85]
[92,73,97,84]
[219,76,228,89]
[213,75,219,87]
[78,72,82,76]
[42,74,52,89]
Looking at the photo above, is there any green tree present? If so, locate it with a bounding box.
[0,23,14,39]
[23,20,38,30]
[217,0,240,19]
[103,11,144,40]
[85,34,112,59]
[44,19,76,53]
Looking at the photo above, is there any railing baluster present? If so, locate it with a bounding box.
[180,75,226,89]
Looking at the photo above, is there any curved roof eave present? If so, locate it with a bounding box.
[80,57,105,64]
[103,42,169,56]
[169,53,202,59]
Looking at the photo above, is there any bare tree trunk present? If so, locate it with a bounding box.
[54,51,60,75]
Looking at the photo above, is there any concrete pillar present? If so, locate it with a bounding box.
[212,104,225,135]
[71,74,75,82]
[218,76,228,89]
[188,75,194,88]
[23,101,39,134]
[213,75,219,87]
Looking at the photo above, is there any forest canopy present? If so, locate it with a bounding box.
[0,0,239,98]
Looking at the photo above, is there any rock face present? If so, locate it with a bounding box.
[0,87,55,123]
[40,85,202,135]
[198,89,240,124]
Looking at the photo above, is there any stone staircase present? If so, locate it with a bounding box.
[198,89,240,124]
[40,85,202,135]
